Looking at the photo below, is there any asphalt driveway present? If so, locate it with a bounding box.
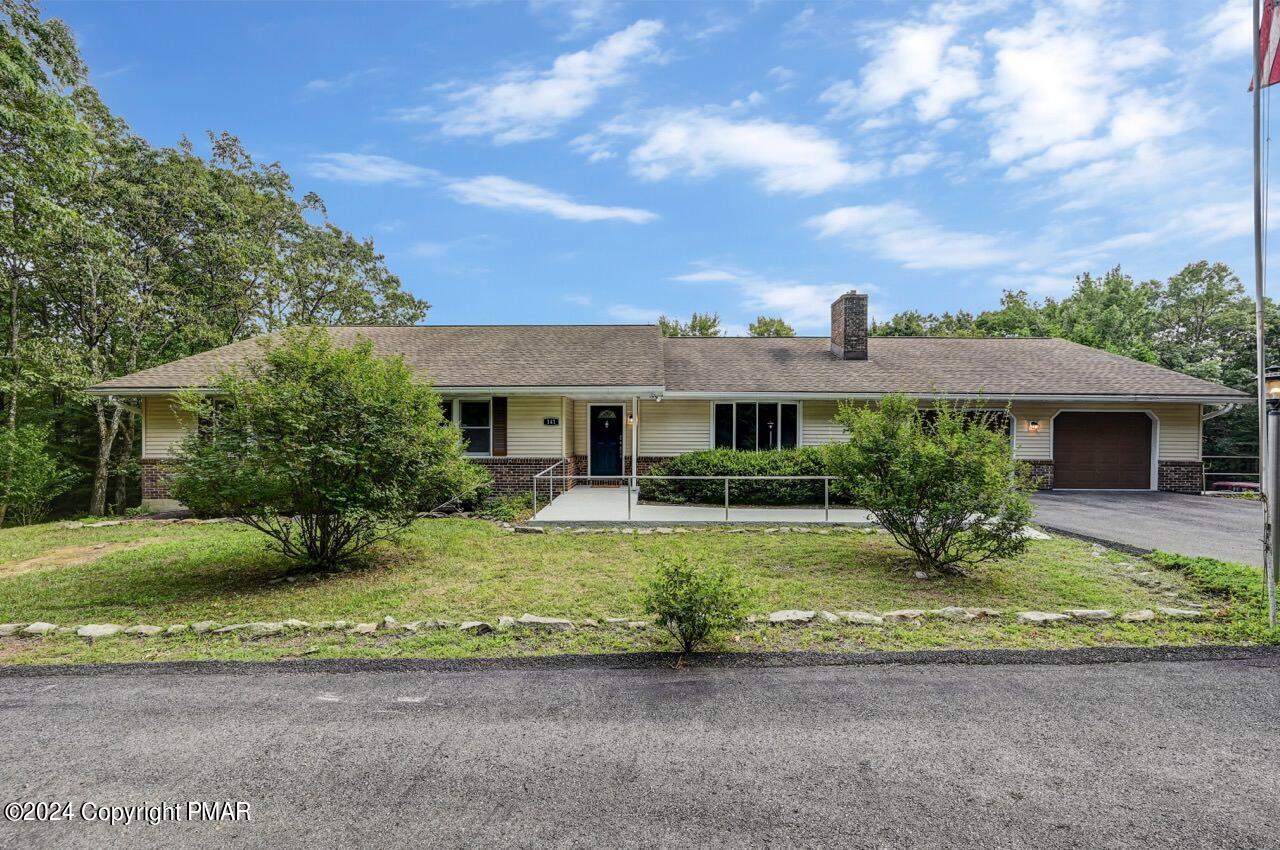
[0,654,1277,848]
[1031,491,1263,565]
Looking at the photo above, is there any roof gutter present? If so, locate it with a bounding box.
[660,391,1251,405]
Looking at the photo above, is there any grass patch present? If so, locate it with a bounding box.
[0,518,1273,665]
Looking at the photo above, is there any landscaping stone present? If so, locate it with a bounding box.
[913,571,930,580]
[965,607,1002,618]
[605,617,630,624]
[282,619,310,630]
[838,611,884,626]
[460,621,493,635]
[77,624,123,639]
[1016,611,1070,625]
[1158,607,1204,620]
[930,606,977,622]
[517,613,575,631]
[1121,609,1156,623]
[514,526,545,534]
[124,625,164,636]
[497,616,517,630]
[21,622,57,636]
[165,624,189,635]
[380,616,399,631]
[190,621,220,634]
[882,609,925,623]
[84,520,124,528]
[331,620,352,630]
[626,621,648,629]
[0,624,26,637]
[348,622,377,634]
[1065,609,1114,621]
[768,610,816,624]
[818,611,841,624]
[1017,526,1052,540]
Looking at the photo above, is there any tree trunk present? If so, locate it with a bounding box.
[112,410,135,514]
[89,397,122,517]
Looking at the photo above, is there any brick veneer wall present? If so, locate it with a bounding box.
[470,457,570,497]
[1158,460,1203,494]
[1023,460,1054,490]
[140,459,174,501]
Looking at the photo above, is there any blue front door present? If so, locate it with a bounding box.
[589,406,624,476]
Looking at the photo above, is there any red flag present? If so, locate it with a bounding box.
[1258,0,1280,89]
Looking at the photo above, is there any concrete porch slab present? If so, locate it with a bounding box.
[531,486,877,526]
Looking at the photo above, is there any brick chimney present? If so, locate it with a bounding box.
[830,290,868,360]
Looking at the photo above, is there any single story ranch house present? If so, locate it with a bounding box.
[88,292,1248,509]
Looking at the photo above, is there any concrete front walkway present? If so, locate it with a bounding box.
[531,486,875,525]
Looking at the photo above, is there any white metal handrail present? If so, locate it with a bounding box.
[531,469,839,522]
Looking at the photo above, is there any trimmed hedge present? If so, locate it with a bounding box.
[639,448,846,506]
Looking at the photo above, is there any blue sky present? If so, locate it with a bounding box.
[53,0,1254,334]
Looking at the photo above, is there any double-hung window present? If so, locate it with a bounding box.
[713,402,798,450]
[458,399,492,456]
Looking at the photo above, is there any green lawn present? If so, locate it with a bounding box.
[0,517,1271,665]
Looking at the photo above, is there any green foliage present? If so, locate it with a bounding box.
[0,426,79,525]
[172,329,488,570]
[483,492,534,523]
[639,447,834,505]
[642,556,750,653]
[748,316,796,337]
[827,395,1033,574]
[658,312,722,337]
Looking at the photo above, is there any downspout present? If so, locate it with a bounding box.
[631,395,639,493]
[1201,403,1238,422]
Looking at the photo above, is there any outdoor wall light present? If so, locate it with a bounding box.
[627,412,635,427]
[1027,420,1041,433]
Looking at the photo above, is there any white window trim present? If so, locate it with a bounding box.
[453,397,493,458]
[709,401,800,451]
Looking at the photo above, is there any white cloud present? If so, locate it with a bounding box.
[980,10,1175,173]
[563,293,592,306]
[299,67,385,98]
[607,303,663,322]
[889,151,937,176]
[412,20,663,143]
[613,109,879,194]
[571,132,617,162]
[529,0,618,39]
[446,175,656,223]
[1202,1,1251,59]
[821,22,981,122]
[808,203,1016,270]
[669,265,871,332]
[408,241,451,258]
[305,153,436,185]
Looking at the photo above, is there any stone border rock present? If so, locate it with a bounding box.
[0,604,1209,643]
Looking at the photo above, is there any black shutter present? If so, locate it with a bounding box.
[492,397,508,456]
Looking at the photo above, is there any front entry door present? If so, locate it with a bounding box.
[589,405,624,477]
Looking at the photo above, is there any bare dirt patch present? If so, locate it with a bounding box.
[0,539,165,579]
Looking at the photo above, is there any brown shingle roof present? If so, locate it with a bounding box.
[661,336,1247,400]
[88,325,666,392]
[88,325,1247,401]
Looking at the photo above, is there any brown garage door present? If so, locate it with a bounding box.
[1054,412,1152,489]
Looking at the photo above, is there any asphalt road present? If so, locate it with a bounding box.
[1032,491,1263,565]
[0,654,1277,848]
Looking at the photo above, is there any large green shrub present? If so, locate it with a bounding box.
[639,447,837,505]
[171,329,489,571]
[642,556,751,653]
[0,426,80,525]
[826,395,1032,574]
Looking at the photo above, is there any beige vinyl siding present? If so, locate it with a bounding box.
[572,399,632,457]
[637,399,710,456]
[141,396,195,459]
[1010,402,1202,461]
[800,400,850,446]
[506,395,565,457]
[562,397,574,457]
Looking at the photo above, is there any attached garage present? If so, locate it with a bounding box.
[1053,411,1153,489]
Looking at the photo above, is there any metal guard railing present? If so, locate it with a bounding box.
[532,466,839,522]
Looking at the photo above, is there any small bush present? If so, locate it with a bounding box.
[642,556,751,653]
[484,492,534,523]
[826,395,1032,575]
[639,447,838,505]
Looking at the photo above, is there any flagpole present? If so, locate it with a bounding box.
[1254,0,1275,626]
